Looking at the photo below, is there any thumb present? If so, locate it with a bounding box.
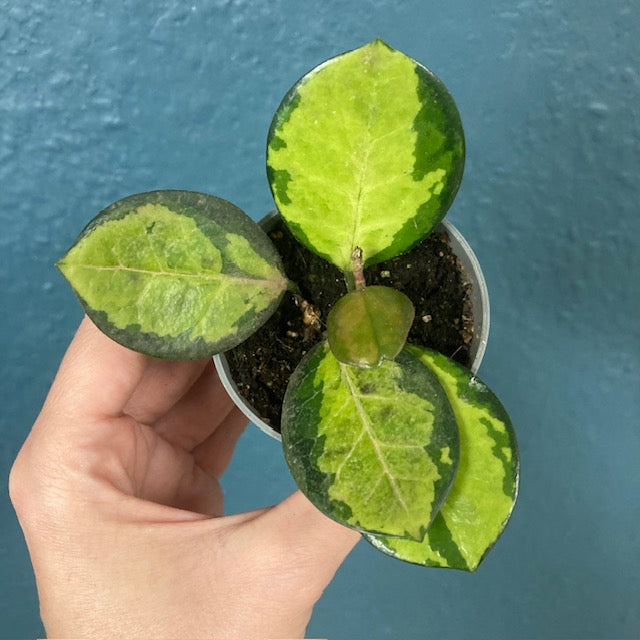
[213,492,360,639]
[245,491,360,593]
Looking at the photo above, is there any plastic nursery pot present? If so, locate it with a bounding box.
[213,211,490,442]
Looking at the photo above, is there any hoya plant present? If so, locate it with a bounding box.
[58,40,519,571]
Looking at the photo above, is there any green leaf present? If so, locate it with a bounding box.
[267,39,465,272]
[366,346,519,571]
[57,191,288,359]
[281,342,459,540]
[327,285,415,368]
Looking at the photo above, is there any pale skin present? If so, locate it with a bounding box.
[9,317,360,639]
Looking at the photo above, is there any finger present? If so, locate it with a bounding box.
[152,361,237,450]
[113,420,227,517]
[123,358,209,426]
[244,491,360,594]
[42,316,148,421]
[192,406,249,477]
[260,491,361,557]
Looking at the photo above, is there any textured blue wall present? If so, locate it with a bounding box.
[1,1,639,638]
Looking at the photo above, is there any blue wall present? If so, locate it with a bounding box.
[1,1,639,638]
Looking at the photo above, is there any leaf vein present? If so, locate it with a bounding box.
[361,474,385,506]
[333,427,366,479]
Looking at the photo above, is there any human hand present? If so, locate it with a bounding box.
[10,317,359,639]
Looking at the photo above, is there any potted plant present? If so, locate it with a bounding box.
[215,209,489,438]
[57,40,519,572]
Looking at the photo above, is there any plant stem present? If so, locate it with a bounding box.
[351,246,366,292]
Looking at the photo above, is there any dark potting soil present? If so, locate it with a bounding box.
[226,219,474,431]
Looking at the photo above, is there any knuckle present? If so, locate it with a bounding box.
[8,451,33,517]
[9,438,70,528]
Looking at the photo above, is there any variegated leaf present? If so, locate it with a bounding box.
[267,39,465,272]
[281,342,459,540]
[366,346,519,571]
[57,191,288,359]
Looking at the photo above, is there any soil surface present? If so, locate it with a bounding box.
[226,219,473,431]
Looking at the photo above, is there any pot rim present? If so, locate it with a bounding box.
[214,211,490,442]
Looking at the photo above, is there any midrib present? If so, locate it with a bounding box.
[348,75,380,263]
[340,364,409,514]
[67,263,286,289]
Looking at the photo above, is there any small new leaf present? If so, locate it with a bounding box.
[57,191,288,359]
[281,343,459,540]
[365,346,519,571]
[327,286,415,368]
